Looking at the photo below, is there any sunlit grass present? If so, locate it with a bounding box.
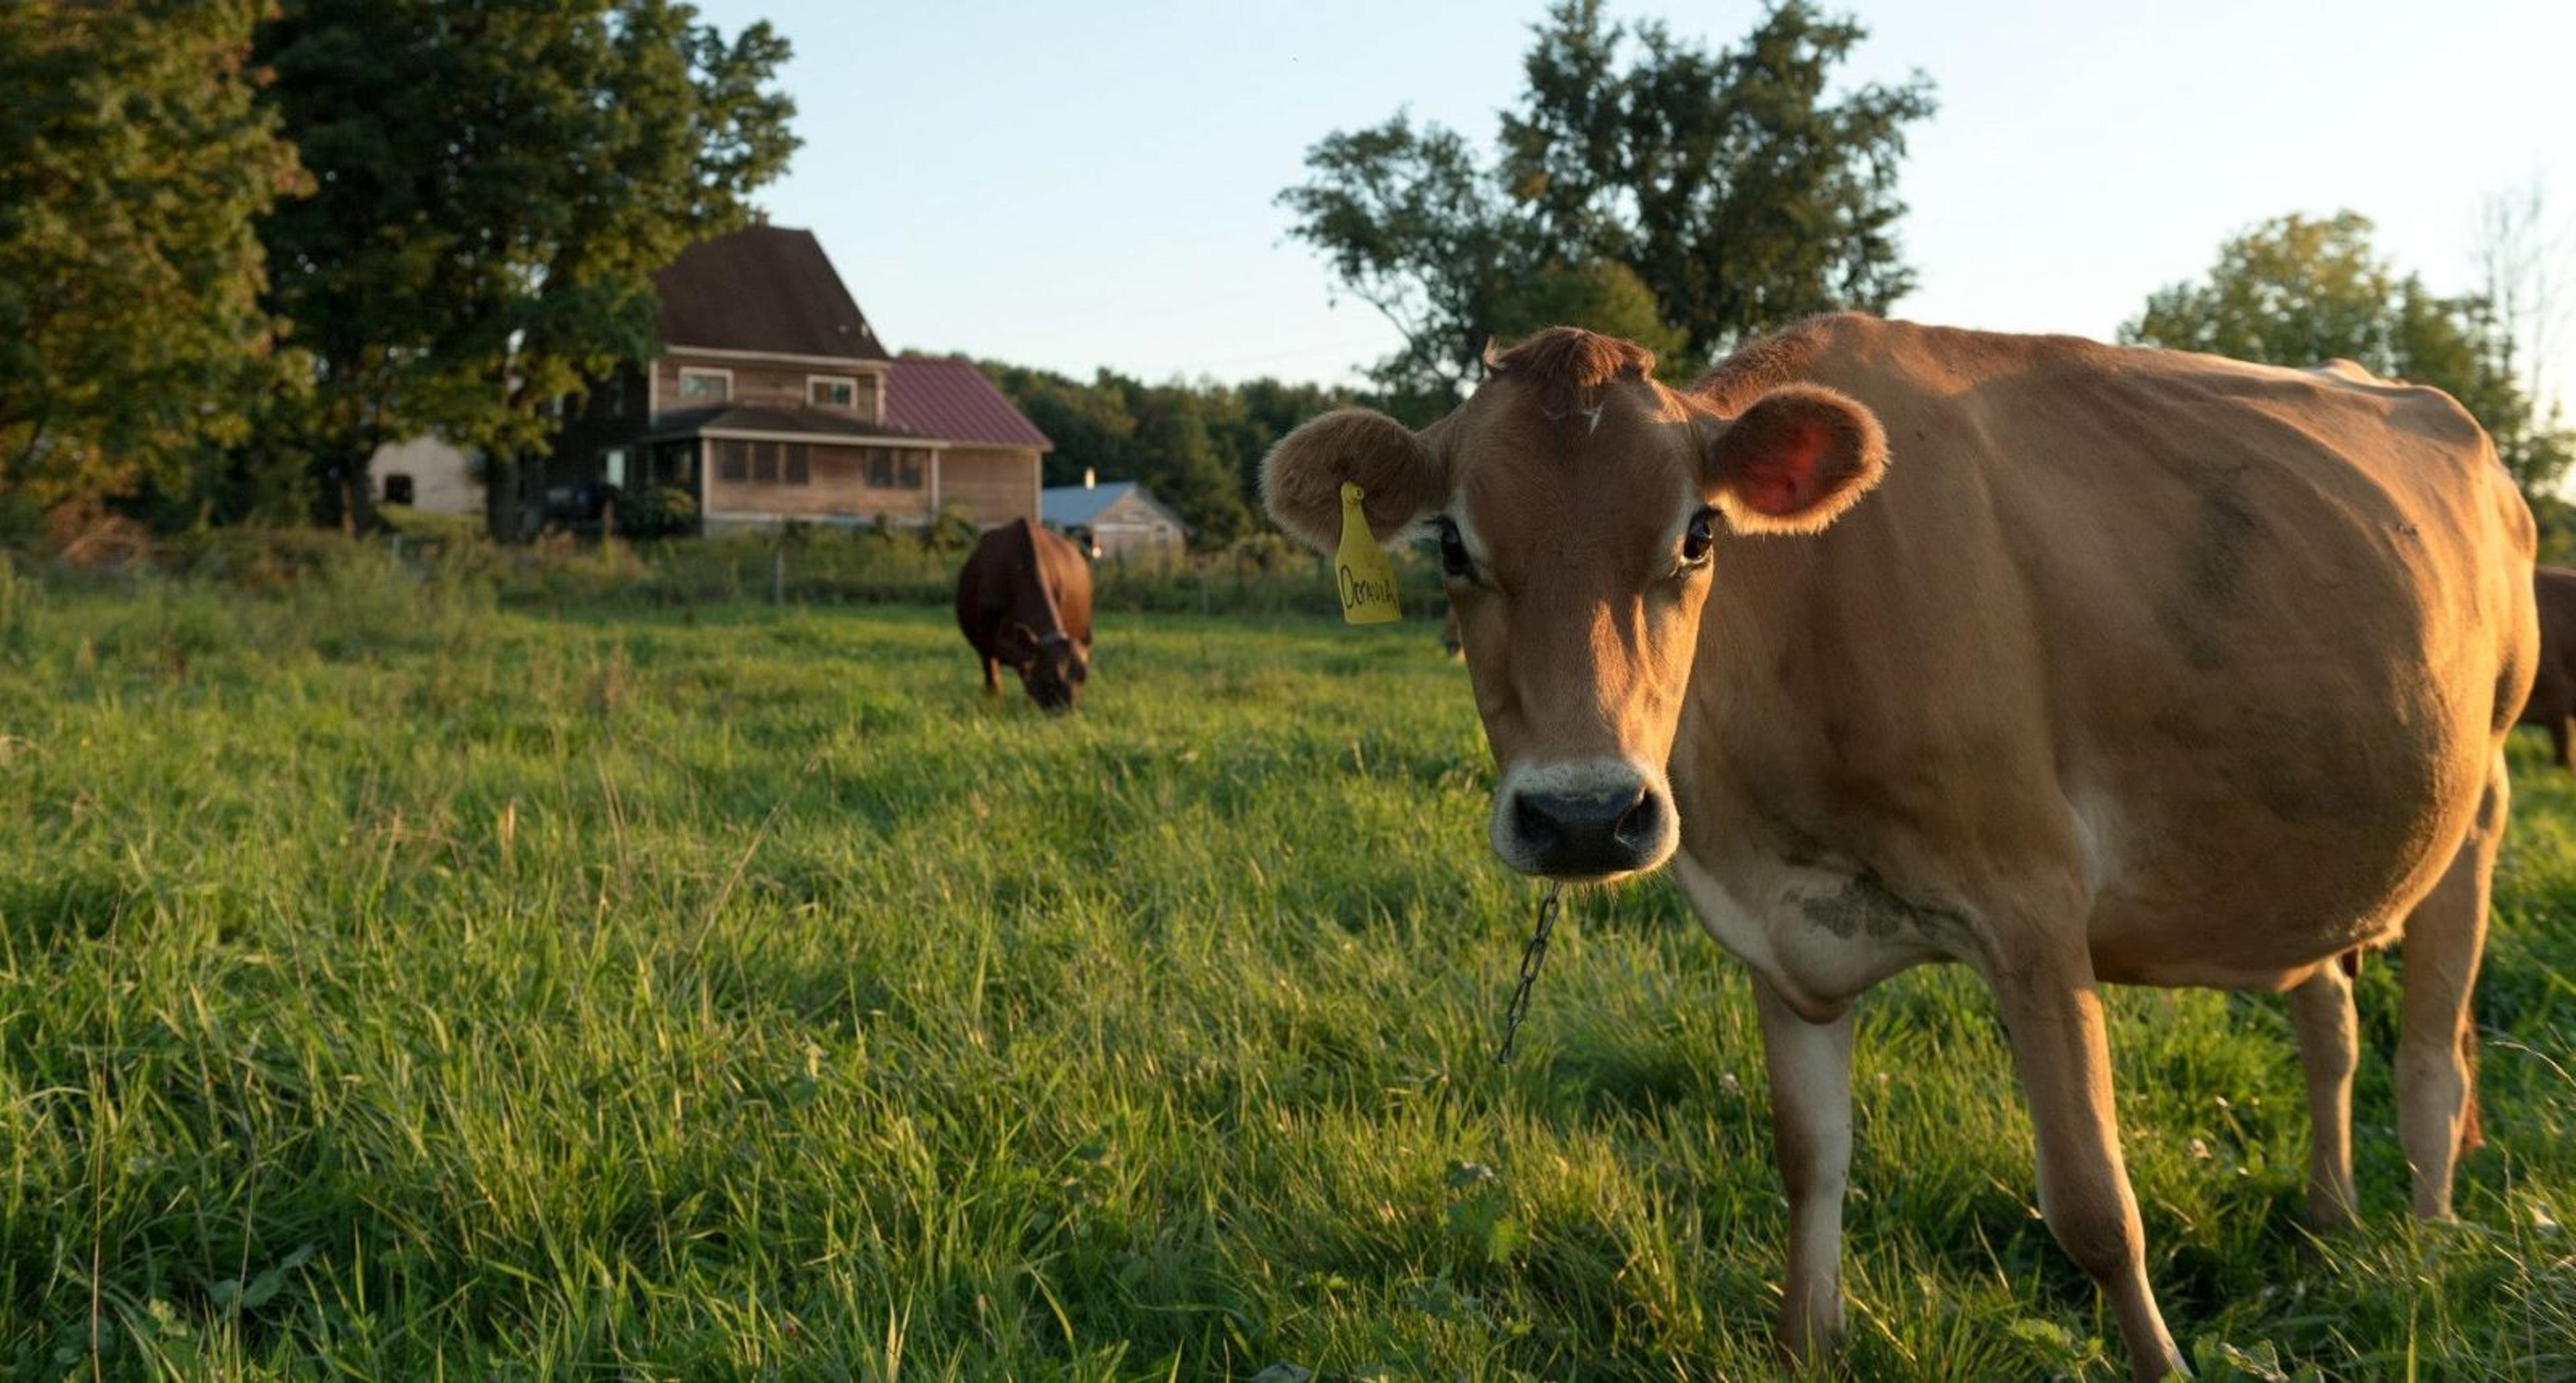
[1,575,2569,1378]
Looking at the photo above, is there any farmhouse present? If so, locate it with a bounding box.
[542,222,1050,534]
[1041,469,1189,556]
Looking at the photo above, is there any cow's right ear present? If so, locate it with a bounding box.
[1261,409,1446,552]
[994,623,1038,664]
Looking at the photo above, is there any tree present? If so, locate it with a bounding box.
[976,358,1141,490]
[1501,1,1934,356]
[1279,1,1933,406]
[0,1,307,516]
[970,357,1365,550]
[1275,113,1544,406]
[2472,184,2574,524]
[255,0,798,533]
[2122,211,2575,502]
[1129,393,1253,547]
[2475,182,2569,425]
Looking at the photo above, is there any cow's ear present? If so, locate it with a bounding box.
[995,623,1038,663]
[1702,385,1887,535]
[1262,408,1447,551]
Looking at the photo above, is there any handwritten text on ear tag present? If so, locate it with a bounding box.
[1334,482,1403,625]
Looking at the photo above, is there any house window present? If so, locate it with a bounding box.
[750,440,779,484]
[866,448,926,490]
[382,474,415,506]
[808,376,857,408]
[602,447,629,489]
[716,439,749,482]
[678,367,731,402]
[784,443,810,485]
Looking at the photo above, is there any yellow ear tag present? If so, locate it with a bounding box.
[1334,481,1403,625]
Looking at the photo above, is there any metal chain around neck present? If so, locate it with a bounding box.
[1495,881,1565,1064]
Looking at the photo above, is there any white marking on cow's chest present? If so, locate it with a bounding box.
[1674,848,1964,1019]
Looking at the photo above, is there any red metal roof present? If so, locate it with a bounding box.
[885,357,1052,450]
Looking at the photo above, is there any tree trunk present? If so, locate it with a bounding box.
[484,453,519,541]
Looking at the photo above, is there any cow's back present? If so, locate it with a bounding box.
[956,518,1091,651]
[1030,522,1094,646]
[1682,316,2536,987]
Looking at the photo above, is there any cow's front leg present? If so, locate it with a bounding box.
[1992,946,2187,1382]
[1754,975,1854,1367]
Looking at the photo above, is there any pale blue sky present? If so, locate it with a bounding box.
[694,0,2576,398]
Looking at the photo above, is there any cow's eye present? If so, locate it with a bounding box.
[1680,508,1718,566]
[1435,516,1472,580]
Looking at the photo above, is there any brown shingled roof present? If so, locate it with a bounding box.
[653,224,890,361]
[885,357,1053,450]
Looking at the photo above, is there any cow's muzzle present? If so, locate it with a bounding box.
[1491,760,1676,881]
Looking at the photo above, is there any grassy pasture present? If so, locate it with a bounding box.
[2,566,2572,1379]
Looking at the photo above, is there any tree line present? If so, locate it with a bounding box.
[965,359,1365,551]
[1,0,797,542]
[983,1,2567,551]
[5,1,2566,557]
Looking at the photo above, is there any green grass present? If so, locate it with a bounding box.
[2,568,2571,1379]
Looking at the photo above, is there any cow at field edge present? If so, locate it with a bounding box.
[2516,566,2576,769]
[1263,317,2536,1381]
[955,518,1093,711]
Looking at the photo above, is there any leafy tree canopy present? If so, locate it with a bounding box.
[256,0,798,530]
[2121,211,2574,502]
[1279,0,1933,406]
[0,1,308,515]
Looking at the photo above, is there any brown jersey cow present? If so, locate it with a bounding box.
[955,518,1093,711]
[1264,317,2536,1381]
[2517,566,2576,768]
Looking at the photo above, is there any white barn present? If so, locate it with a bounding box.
[1040,471,1187,557]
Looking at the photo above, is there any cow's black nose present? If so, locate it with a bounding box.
[1511,786,1662,877]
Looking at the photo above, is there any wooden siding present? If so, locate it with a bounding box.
[702,441,933,522]
[1087,490,1186,555]
[940,447,1040,526]
[655,353,885,425]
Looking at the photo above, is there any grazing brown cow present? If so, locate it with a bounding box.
[955,518,1093,711]
[2517,566,2576,769]
[1264,317,2536,1381]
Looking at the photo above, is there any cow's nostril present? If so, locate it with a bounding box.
[1613,790,1660,849]
[1513,793,1562,853]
